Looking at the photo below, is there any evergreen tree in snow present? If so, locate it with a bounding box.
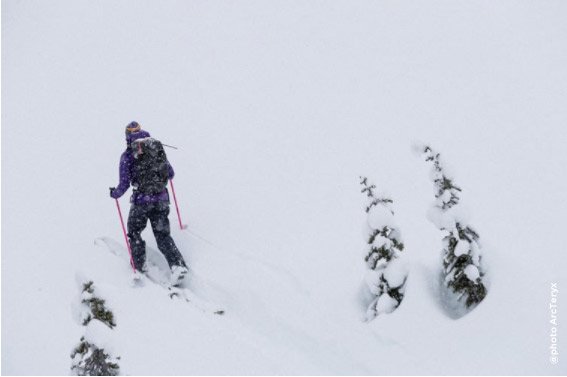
[359,176,408,321]
[71,280,120,376]
[418,145,487,310]
[78,282,117,328]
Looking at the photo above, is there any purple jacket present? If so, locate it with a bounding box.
[111,131,175,205]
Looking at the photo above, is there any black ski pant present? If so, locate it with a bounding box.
[127,201,187,272]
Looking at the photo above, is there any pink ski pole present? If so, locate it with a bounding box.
[169,179,186,230]
[115,199,136,272]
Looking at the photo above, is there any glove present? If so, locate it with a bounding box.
[109,187,117,199]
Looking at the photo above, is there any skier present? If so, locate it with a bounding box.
[109,121,188,284]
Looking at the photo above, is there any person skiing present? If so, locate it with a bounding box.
[109,121,188,284]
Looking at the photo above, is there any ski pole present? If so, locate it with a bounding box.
[169,179,187,230]
[115,199,136,272]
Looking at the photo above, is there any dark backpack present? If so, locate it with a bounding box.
[130,137,169,194]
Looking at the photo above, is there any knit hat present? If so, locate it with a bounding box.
[125,121,141,134]
[125,121,150,145]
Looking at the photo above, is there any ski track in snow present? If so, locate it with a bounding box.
[94,235,373,374]
[181,227,311,297]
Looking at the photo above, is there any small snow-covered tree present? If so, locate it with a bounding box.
[71,337,120,377]
[359,176,408,321]
[78,282,116,328]
[71,280,120,376]
[418,145,487,311]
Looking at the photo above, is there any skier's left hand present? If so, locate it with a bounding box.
[109,187,117,199]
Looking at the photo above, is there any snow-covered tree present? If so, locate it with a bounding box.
[417,145,487,311]
[71,280,120,376]
[359,176,408,321]
[71,337,120,377]
[78,281,116,328]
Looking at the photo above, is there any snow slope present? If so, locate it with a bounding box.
[2,0,567,374]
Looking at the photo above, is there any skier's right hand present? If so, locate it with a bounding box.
[109,187,116,198]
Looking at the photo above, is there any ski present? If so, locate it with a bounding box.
[95,237,225,315]
[144,260,225,315]
[167,284,225,315]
